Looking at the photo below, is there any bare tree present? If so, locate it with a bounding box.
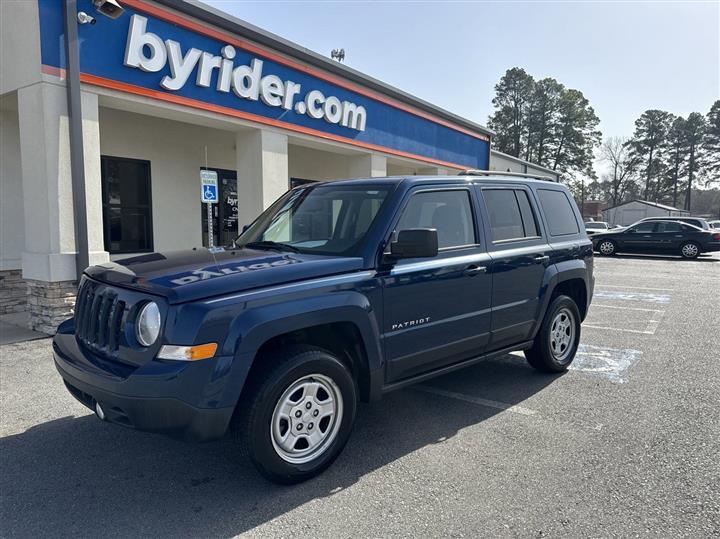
[600,137,639,205]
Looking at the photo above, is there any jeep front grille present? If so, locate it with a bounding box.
[75,281,126,355]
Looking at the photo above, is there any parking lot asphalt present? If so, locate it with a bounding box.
[1,252,719,538]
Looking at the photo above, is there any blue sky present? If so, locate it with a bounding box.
[205,0,719,166]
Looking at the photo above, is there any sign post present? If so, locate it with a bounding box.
[200,169,218,248]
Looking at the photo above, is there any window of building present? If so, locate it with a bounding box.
[395,190,476,249]
[537,189,580,236]
[101,156,153,254]
[483,188,539,242]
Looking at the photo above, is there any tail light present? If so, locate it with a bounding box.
[712,233,720,240]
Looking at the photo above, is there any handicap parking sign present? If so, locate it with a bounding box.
[200,170,218,203]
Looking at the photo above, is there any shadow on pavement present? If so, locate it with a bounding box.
[0,353,557,537]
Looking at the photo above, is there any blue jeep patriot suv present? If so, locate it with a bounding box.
[53,173,594,483]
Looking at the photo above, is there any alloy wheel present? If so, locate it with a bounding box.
[681,243,699,258]
[599,241,615,255]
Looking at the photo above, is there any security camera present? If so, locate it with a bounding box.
[77,11,96,25]
[92,0,124,19]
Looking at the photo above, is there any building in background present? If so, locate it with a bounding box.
[602,200,690,226]
[1,0,554,332]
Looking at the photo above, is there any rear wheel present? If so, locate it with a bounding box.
[597,239,616,256]
[234,346,357,484]
[680,241,700,259]
[525,295,581,373]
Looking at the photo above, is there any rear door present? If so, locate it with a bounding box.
[480,185,551,349]
[381,187,492,383]
[654,221,696,251]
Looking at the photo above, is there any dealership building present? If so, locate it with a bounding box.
[0,0,559,333]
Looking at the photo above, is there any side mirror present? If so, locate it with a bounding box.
[390,228,438,259]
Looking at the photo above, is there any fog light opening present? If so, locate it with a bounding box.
[95,401,106,421]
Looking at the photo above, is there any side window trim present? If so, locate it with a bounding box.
[385,187,481,254]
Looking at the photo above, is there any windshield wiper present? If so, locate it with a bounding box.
[244,240,300,253]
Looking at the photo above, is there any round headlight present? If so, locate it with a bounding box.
[136,302,161,347]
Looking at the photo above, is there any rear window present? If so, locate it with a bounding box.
[537,189,580,236]
[483,189,540,242]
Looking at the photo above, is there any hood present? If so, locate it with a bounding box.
[85,247,365,304]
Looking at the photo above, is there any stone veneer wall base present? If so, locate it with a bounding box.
[0,269,29,316]
[26,279,77,335]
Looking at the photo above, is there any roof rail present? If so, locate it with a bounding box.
[459,169,557,182]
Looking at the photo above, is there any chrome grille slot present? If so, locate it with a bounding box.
[75,281,126,356]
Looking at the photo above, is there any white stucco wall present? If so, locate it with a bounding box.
[99,108,237,254]
[0,102,25,270]
[288,145,352,181]
[0,1,42,96]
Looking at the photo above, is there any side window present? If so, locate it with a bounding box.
[537,189,580,236]
[631,222,656,233]
[395,190,475,249]
[483,189,539,242]
[657,222,681,233]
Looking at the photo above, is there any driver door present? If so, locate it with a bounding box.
[380,187,492,383]
[622,221,658,251]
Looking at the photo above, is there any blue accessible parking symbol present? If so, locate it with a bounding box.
[200,169,219,203]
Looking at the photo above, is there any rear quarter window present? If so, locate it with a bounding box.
[537,189,580,236]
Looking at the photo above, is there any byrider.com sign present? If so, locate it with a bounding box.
[36,0,490,170]
[125,15,366,132]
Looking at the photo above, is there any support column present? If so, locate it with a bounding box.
[348,153,387,178]
[235,129,289,228]
[17,82,108,333]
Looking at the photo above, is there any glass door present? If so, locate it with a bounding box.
[200,168,237,247]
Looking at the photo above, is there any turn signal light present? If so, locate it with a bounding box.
[157,343,218,361]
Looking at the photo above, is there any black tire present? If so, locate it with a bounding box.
[525,295,581,373]
[597,239,617,256]
[679,241,701,259]
[233,345,357,484]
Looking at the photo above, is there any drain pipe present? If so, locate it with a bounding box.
[63,0,90,283]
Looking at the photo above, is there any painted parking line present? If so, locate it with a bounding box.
[595,284,674,292]
[593,290,671,304]
[582,324,659,335]
[569,344,642,383]
[414,385,538,416]
[590,304,664,313]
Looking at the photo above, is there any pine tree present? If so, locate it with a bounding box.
[487,68,535,158]
[665,116,687,208]
[682,112,706,211]
[626,110,674,200]
[551,89,602,177]
[702,100,720,184]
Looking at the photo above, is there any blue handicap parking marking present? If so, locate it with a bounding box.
[202,183,217,202]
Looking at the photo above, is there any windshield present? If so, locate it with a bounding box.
[235,184,393,255]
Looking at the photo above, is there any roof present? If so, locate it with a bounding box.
[304,174,565,189]
[157,0,494,138]
[602,199,689,213]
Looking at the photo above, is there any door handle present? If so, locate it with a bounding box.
[642,235,651,238]
[464,265,487,276]
[534,255,550,263]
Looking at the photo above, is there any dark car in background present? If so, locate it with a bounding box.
[592,219,720,259]
[638,216,711,230]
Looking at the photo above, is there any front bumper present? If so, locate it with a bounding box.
[53,326,237,442]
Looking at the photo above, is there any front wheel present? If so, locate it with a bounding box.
[680,241,700,259]
[525,295,581,373]
[597,239,616,256]
[235,346,357,484]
